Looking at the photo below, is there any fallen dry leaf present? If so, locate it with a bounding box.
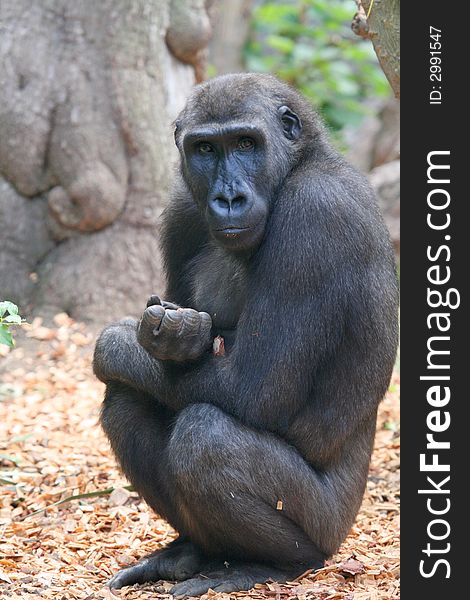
[338,558,366,576]
[213,335,225,356]
[108,487,131,507]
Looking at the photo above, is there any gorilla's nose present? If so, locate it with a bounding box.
[209,192,248,217]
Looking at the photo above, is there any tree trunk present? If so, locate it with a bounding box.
[352,0,400,98]
[209,0,253,74]
[0,0,212,324]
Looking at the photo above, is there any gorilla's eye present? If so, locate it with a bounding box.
[237,137,255,151]
[198,142,215,154]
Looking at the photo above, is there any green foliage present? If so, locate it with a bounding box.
[245,0,389,137]
[0,301,23,348]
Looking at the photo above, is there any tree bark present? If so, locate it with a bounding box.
[0,0,212,324]
[209,0,253,74]
[352,0,400,98]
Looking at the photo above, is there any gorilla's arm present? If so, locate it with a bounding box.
[93,319,165,395]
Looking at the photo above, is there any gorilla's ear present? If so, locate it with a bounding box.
[278,106,302,140]
[174,119,181,144]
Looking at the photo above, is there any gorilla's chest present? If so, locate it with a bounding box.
[188,246,247,333]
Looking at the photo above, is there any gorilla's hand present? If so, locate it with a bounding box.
[137,301,213,362]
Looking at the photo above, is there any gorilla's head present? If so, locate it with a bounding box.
[174,74,323,252]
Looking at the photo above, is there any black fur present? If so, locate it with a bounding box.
[93,74,399,597]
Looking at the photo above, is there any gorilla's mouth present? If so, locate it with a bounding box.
[211,215,266,250]
[217,226,250,236]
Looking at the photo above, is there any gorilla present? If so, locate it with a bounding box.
[93,73,398,597]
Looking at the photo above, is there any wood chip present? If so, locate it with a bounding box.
[213,335,225,356]
[338,558,365,576]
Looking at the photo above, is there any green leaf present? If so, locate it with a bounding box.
[3,314,22,324]
[255,4,298,25]
[0,476,16,485]
[0,301,19,317]
[0,453,21,466]
[26,485,135,518]
[335,78,360,96]
[9,433,34,444]
[266,35,295,54]
[0,326,14,348]
[292,44,314,62]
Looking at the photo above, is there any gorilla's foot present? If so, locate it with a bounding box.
[170,562,309,597]
[108,539,204,589]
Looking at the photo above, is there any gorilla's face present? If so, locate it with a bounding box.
[181,123,269,252]
[178,107,302,253]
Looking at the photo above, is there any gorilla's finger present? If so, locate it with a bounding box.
[179,309,202,337]
[161,309,184,334]
[146,295,162,308]
[198,312,213,340]
[142,304,165,332]
[161,300,180,310]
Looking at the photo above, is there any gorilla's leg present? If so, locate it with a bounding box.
[100,382,177,523]
[100,383,206,588]
[167,403,333,597]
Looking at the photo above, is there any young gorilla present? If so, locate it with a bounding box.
[93,73,398,597]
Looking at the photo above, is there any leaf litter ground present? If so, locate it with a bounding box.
[0,315,399,599]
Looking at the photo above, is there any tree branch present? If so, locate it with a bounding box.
[352,0,400,99]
